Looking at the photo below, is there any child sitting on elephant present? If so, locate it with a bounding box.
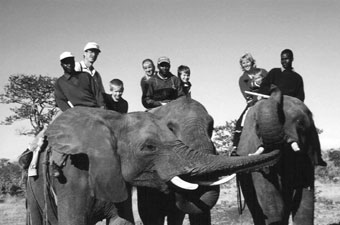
[177,65,192,96]
[104,79,128,113]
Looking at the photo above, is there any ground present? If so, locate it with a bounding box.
[1,179,339,225]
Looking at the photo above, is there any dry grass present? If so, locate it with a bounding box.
[1,180,340,225]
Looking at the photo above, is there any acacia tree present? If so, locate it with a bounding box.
[0,74,58,136]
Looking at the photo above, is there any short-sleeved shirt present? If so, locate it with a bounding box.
[75,61,106,94]
[54,72,105,111]
[259,68,305,102]
[103,93,128,113]
[143,73,185,109]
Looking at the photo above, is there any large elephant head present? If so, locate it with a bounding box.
[148,96,276,216]
[149,96,215,154]
[46,106,280,204]
[236,87,286,156]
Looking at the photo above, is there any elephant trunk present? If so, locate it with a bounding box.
[165,141,281,180]
[257,87,286,150]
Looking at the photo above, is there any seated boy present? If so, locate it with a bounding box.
[104,79,128,113]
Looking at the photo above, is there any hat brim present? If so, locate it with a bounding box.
[84,48,101,53]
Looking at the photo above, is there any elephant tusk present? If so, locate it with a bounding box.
[196,174,236,186]
[170,176,199,190]
[248,146,265,156]
[291,142,300,151]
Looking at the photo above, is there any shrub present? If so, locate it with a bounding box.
[315,150,340,183]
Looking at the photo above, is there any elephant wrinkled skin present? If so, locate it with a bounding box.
[137,96,282,225]
[235,89,327,225]
[24,106,281,225]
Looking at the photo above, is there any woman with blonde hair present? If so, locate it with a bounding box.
[231,53,268,155]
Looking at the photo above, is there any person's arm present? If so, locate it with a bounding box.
[296,76,305,102]
[88,74,105,108]
[96,73,106,94]
[174,77,185,98]
[144,80,162,108]
[123,100,128,113]
[238,74,249,101]
[141,78,149,108]
[54,81,71,112]
[258,69,274,96]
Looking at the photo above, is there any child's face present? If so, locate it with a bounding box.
[111,85,124,101]
[180,72,190,83]
[142,61,155,76]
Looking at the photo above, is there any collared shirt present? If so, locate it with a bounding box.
[75,61,106,94]
[54,71,105,111]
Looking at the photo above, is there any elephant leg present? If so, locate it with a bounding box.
[137,186,166,225]
[188,212,211,225]
[166,207,185,225]
[291,187,314,225]
[26,177,45,225]
[115,184,135,224]
[251,171,285,225]
[26,198,43,225]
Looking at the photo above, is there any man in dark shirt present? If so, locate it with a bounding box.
[55,51,105,111]
[259,49,305,102]
[27,52,105,177]
[143,56,184,109]
[104,79,128,113]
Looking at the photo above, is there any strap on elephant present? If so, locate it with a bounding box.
[43,146,58,224]
[236,175,246,215]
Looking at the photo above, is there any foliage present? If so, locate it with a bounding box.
[0,74,58,135]
[212,120,236,155]
[0,159,24,196]
[315,150,340,183]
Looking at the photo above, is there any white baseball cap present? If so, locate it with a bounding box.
[83,42,101,52]
[59,51,74,61]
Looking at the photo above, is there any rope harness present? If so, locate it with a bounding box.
[236,175,246,215]
[27,145,58,225]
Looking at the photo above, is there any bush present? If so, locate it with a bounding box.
[0,159,25,196]
[315,150,340,183]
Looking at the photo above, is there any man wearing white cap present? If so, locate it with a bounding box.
[55,51,105,111]
[26,51,105,178]
[142,56,184,109]
[75,42,106,94]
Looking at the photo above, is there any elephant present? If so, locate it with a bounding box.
[23,106,281,225]
[136,96,282,225]
[234,87,327,225]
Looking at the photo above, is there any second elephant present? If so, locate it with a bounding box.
[235,88,326,225]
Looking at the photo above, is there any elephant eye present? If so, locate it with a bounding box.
[141,143,157,152]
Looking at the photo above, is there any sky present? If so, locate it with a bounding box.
[1,0,340,160]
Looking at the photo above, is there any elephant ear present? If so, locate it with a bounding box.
[46,108,128,202]
[307,122,327,166]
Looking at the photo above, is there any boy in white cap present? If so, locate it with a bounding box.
[142,56,184,109]
[75,42,106,95]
